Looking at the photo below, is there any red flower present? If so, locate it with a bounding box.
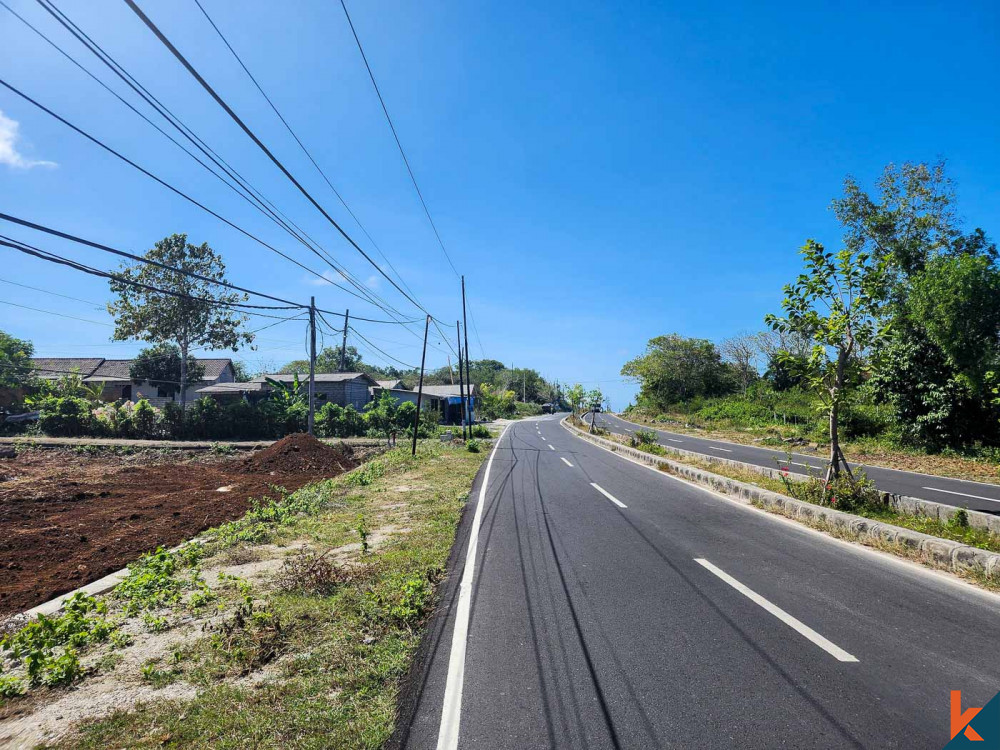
[830,496,837,505]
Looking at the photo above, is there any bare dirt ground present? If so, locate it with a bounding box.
[0,435,362,618]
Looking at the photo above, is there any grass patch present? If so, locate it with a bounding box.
[55,441,486,749]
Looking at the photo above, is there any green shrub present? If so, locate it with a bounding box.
[466,439,481,453]
[634,429,658,446]
[0,675,25,699]
[131,399,159,438]
[38,396,93,436]
[317,402,365,438]
[469,424,491,438]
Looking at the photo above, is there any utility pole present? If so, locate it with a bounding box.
[456,321,467,439]
[447,355,454,385]
[308,296,316,435]
[339,308,349,371]
[412,314,431,456]
[461,276,473,426]
[523,371,526,402]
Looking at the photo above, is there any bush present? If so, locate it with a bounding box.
[317,403,365,438]
[469,424,492,438]
[466,439,481,453]
[634,429,658,446]
[38,396,93,437]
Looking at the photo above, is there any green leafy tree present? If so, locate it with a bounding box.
[565,383,585,415]
[364,391,399,445]
[621,334,731,410]
[586,387,604,433]
[766,240,889,479]
[108,234,254,410]
[129,343,204,398]
[280,345,365,375]
[908,254,1000,382]
[0,330,34,399]
[477,383,516,420]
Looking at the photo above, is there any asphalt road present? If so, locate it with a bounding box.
[584,411,1000,515]
[398,415,1000,749]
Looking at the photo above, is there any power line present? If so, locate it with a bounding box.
[28,0,408,320]
[0,213,300,308]
[124,0,429,316]
[349,325,418,369]
[0,277,104,308]
[191,0,422,308]
[338,0,460,278]
[0,236,302,317]
[0,298,111,327]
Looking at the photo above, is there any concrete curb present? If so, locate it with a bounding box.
[563,418,1000,580]
[587,419,1000,535]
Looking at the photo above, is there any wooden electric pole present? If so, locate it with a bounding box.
[412,315,431,456]
[339,308,350,371]
[308,296,316,435]
[461,276,473,426]
[456,321,467,439]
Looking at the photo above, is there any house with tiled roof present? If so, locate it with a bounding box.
[29,357,236,408]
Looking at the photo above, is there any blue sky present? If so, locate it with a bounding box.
[1,0,998,408]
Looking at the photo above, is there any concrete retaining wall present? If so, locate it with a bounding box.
[563,418,1000,580]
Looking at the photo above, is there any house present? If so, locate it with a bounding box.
[375,379,406,391]
[29,357,236,408]
[374,382,478,424]
[251,372,379,411]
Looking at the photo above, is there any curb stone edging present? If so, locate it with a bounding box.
[563,418,1000,581]
[587,418,1000,535]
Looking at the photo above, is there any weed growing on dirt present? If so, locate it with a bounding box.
[0,674,26,699]
[197,597,284,679]
[356,514,370,554]
[140,659,180,688]
[210,443,236,456]
[276,548,351,595]
[0,593,113,688]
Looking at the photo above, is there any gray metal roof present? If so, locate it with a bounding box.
[257,372,378,386]
[29,357,232,383]
[196,381,268,394]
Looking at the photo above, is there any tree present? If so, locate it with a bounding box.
[108,234,254,409]
[477,383,516,420]
[766,240,889,479]
[565,383,586,415]
[831,161,956,280]
[280,345,365,375]
[908,254,1000,383]
[621,334,731,410]
[719,332,759,396]
[231,360,253,382]
[130,343,204,397]
[586,387,604,433]
[0,330,33,406]
[364,390,399,445]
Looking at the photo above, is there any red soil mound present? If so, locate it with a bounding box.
[241,432,358,476]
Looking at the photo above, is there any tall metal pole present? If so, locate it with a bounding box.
[308,296,316,435]
[412,314,431,456]
[456,321,466,439]
[461,276,472,425]
[339,308,350,371]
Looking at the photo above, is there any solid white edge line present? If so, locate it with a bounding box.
[591,482,627,508]
[694,558,858,663]
[436,423,511,750]
[921,486,1000,504]
[561,456,574,467]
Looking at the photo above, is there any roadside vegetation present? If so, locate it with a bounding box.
[0,440,487,748]
[610,427,1000,555]
[619,162,1000,484]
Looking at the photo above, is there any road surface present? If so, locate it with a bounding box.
[396,415,1000,749]
[585,411,1000,515]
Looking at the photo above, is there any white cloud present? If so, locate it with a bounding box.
[0,110,57,169]
[307,269,345,287]
[365,275,380,290]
